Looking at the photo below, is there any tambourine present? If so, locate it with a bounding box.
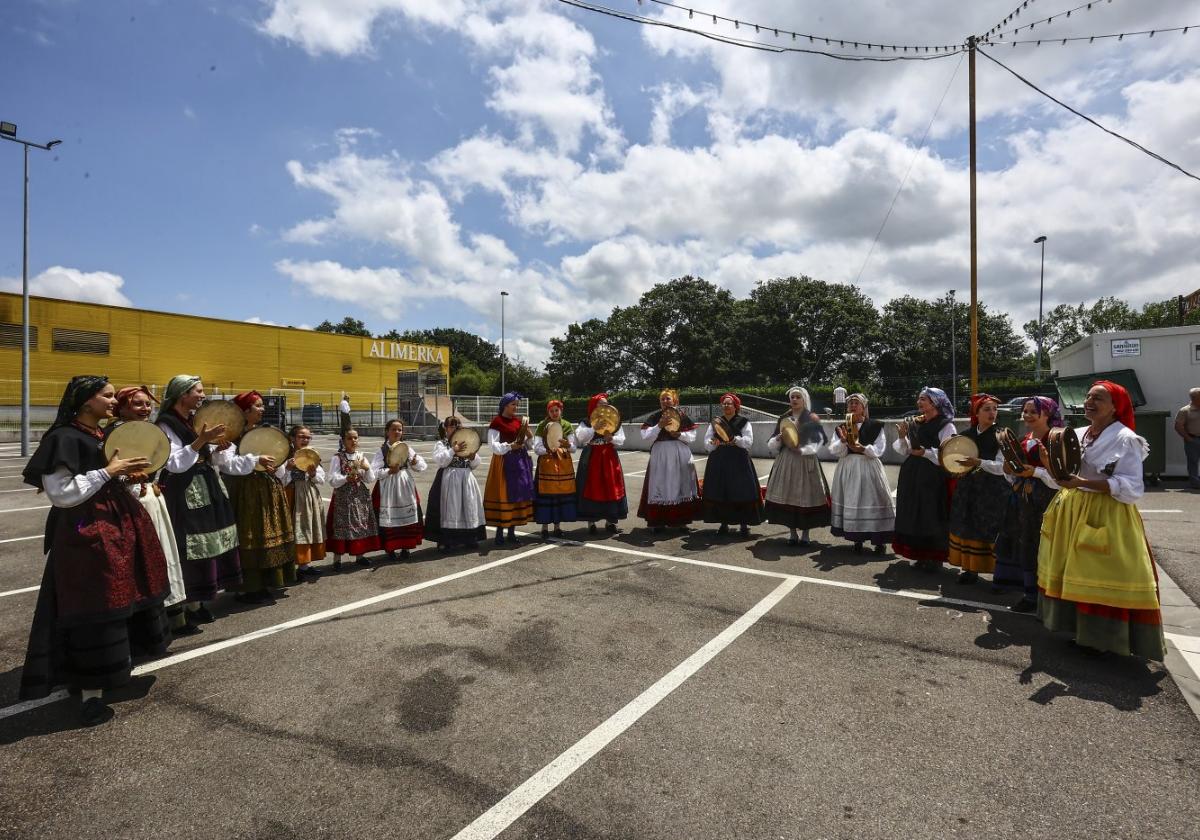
[104,421,171,473]
[386,441,411,469]
[590,404,621,436]
[996,427,1025,474]
[293,447,322,471]
[659,407,682,434]
[939,435,979,476]
[1045,427,1082,481]
[450,427,482,458]
[543,421,564,451]
[193,399,245,445]
[778,417,800,449]
[713,416,735,443]
[239,426,290,472]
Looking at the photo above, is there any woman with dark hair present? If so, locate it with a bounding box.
[701,392,764,537]
[371,418,427,561]
[326,428,379,570]
[892,386,957,571]
[1037,381,1164,659]
[574,393,627,534]
[533,400,578,539]
[484,392,535,545]
[225,390,294,604]
[828,393,893,553]
[992,397,1063,611]
[21,376,171,726]
[426,416,486,551]
[277,424,326,579]
[638,388,701,532]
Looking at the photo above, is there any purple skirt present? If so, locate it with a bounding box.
[504,450,535,502]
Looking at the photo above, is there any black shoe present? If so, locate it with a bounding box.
[191,604,215,624]
[173,623,203,637]
[495,535,506,546]
[589,522,598,535]
[739,526,750,538]
[606,522,618,533]
[385,552,398,564]
[787,535,799,546]
[874,544,887,555]
[1011,596,1037,613]
[236,590,272,605]
[400,549,410,560]
[958,571,979,585]
[717,524,730,536]
[80,697,113,728]
[507,528,517,542]
[330,559,343,573]
[553,528,565,538]
[853,542,864,554]
[355,556,373,568]
[541,526,550,540]
[653,526,665,534]
[297,565,323,578]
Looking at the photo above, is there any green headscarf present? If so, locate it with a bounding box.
[160,374,201,416]
[534,415,574,443]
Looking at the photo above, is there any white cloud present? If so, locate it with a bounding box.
[0,266,132,307]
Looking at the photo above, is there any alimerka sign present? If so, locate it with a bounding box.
[362,339,447,364]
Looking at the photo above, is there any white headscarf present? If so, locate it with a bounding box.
[786,386,811,416]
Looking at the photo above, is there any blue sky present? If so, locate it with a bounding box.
[2,0,1198,365]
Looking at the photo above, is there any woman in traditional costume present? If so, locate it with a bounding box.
[326,429,380,570]
[637,389,701,532]
[765,386,831,546]
[828,393,894,554]
[701,393,764,537]
[157,375,244,624]
[277,424,326,579]
[574,393,627,534]
[891,386,957,571]
[484,392,535,545]
[532,400,578,539]
[110,385,191,635]
[224,391,295,604]
[946,394,1013,584]
[425,416,486,551]
[1037,381,1164,659]
[21,377,171,726]
[371,418,427,561]
[992,397,1063,612]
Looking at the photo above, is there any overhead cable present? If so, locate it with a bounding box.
[977,47,1200,182]
[980,0,1122,40]
[556,0,967,61]
[982,24,1193,46]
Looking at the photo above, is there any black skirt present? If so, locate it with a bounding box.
[701,446,764,525]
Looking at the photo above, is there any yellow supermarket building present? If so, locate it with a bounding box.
[0,293,450,422]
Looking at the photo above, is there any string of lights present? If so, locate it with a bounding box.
[556,0,967,60]
[977,47,1199,182]
[639,0,964,54]
[981,24,1193,46]
[980,0,1119,41]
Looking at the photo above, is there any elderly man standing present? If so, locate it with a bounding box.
[338,393,352,437]
[1176,387,1200,489]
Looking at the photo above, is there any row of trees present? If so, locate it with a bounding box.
[314,277,1195,399]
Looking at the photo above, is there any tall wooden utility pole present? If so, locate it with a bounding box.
[967,36,979,397]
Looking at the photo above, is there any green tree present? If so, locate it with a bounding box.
[546,318,629,395]
[739,276,881,384]
[314,316,372,337]
[382,327,502,377]
[503,359,550,401]
[450,361,494,396]
[1131,297,1200,329]
[1022,296,1139,356]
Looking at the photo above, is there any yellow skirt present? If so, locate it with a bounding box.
[1037,489,1158,611]
[537,453,577,497]
[483,455,534,527]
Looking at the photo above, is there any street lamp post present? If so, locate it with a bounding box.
[499,290,509,395]
[949,290,957,412]
[1,122,62,457]
[1034,235,1047,380]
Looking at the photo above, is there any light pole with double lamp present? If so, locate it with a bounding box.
[1,121,62,456]
[499,290,509,395]
[1034,235,1047,380]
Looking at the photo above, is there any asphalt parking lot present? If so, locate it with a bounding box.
[1,435,1198,840]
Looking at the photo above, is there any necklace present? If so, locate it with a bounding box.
[72,420,105,440]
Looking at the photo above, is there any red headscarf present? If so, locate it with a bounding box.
[719,392,741,411]
[114,385,157,409]
[587,393,608,418]
[233,390,262,411]
[1094,380,1136,430]
[968,393,999,427]
[546,399,564,414]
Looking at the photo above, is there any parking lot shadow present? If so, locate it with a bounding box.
[974,610,1167,712]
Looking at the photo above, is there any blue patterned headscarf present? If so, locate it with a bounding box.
[498,391,523,414]
[1025,396,1064,428]
[919,386,955,421]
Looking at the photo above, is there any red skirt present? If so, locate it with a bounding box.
[372,483,424,550]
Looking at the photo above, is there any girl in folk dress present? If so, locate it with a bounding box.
[484,392,535,545]
[574,393,628,535]
[371,418,428,561]
[110,386,191,634]
[225,391,295,605]
[21,376,171,727]
[946,394,1013,584]
[325,429,380,570]
[892,386,957,571]
[276,424,326,580]
[1037,382,1164,659]
[765,386,831,546]
[425,416,487,551]
[992,398,1063,612]
[701,393,764,537]
[828,393,894,554]
[533,399,578,539]
[157,375,244,626]
[637,389,701,532]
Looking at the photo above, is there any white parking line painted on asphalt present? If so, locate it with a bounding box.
[0,542,558,721]
[0,506,50,514]
[1139,510,1183,514]
[0,535,40,544]
[0,585,39,598]
[0,488,34,493]
[450,577,800,840]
